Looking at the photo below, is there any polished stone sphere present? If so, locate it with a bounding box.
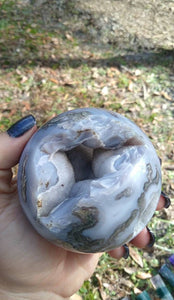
[18,108,161,253]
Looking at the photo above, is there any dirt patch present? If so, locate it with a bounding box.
[30,0,174,50]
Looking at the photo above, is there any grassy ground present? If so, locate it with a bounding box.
[0,1,174,299]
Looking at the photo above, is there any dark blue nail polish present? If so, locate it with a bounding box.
[161,191,171,208]
[7,115,36,138]
[123,244,129,259]
[146,227,155,248]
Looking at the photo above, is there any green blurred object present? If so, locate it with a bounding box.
[136,290,152,300]
[159,264,174,287]
[151,274,174,300]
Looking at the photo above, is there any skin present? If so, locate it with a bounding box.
[0,127,165,300]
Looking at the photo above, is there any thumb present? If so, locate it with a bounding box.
[0,115,37,170]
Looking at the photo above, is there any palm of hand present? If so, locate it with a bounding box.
[0,176,100,298]
[0,129,164,299]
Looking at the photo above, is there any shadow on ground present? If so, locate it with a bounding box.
[0,1,174,70]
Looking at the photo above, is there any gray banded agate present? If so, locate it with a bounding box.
[17,108,161,253]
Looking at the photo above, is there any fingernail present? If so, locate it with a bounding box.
[161,191,171,208]
[146,227,155,248]
[123,244,129,259]
[7,115,36,138]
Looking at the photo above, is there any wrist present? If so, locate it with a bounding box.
[0,290,70,300]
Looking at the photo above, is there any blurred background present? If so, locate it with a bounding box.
[0,0,174,299]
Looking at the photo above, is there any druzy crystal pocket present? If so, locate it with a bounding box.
[18,108,161,253]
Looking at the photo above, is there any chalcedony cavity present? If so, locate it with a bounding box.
[18,108,161,253]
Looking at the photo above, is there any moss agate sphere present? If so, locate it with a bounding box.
[18,108,161,253]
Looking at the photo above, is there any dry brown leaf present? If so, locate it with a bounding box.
[16,68,22,75]
[136,271,152,279]
[124,267,137,275]
[9,108,17,117]
[153,91,160,96]
[110,67,120,74]
[104,100,113,106]
[128,81,134,92]
[134,287,142,294]
[65,33,74,42]
[64,94,70,100]
[91,68,100,79]
[161,91,173,101]
[51,37,59,45]
[170,183,174,190]
[63,81,75,87]
[0,124,5,130]
[99,289,108,300]
[50,78,59,84]
[138,98,146,108]
[96,275,108,300]
[164,163,174,171]
[120,278,134,288]
[1,103,8,110]
[129,247,144,268]
[83,50,94,58]
[22,101,31,112]
[142,83,149,100]
[95,274,102,289]
[20,75,28,84]
[60,75,75,87]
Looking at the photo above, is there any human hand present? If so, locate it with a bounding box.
[0,115,170,300]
